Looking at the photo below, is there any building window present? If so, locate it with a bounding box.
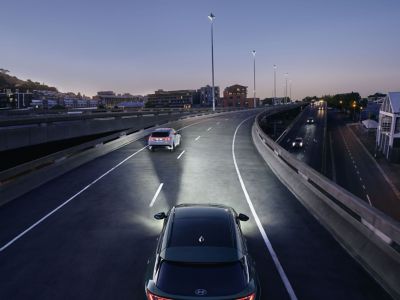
[381,115,392,133]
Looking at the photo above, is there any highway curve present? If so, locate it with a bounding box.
[0,110,391,300]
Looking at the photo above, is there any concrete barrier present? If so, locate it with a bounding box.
[252,111,400,299]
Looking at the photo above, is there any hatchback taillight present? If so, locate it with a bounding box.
[236,293,256,300]
[146,290,172,300]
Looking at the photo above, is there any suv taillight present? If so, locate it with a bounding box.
[236,293,256,300]
[146,290,172,300]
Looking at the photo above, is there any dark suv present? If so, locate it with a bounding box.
[145,204,259,300]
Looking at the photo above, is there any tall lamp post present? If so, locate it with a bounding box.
[284,73,288,104]
[208,13,216,111]
[289,80,292,102]
[273,65,277,105]
[252,50,256,108]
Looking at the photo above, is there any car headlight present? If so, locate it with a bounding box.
[300,142,303,146]
[292,142,296,146]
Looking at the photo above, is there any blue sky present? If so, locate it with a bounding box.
[1,0,399,99]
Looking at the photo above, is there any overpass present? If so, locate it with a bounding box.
[0,107,398,299]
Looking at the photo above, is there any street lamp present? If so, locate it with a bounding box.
[289,80,292,102]
[352,102,356,121]
[284,73,288,104]
[208,13,216,111]
[252,50,256,108]
[273,65,277,105]
[359,106,363,122]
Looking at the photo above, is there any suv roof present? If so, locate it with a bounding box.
[154,128,172,132]
[160,204,243,263]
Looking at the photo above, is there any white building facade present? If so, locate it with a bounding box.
[376,92,400,162]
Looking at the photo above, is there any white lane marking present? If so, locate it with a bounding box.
[177,150,185,160]
[232,116,298,300]
[359,177,363,181]
[207,127,212,131]
[149,183,164,207]
[362,185,366,190]
[0,118,211,253]
[195,136,201,141]
[366,194,372,206]
[0,145,148,253]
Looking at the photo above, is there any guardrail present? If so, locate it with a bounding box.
[0,107,246,127]
[252,111,400,298]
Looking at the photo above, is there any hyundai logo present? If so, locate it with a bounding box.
[194,288,207,296]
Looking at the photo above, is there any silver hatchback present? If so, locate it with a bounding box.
[148,128,181,152]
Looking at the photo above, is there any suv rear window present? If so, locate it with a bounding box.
[157,261,246,296]
[168,218,235,248]
[151,131,170,137]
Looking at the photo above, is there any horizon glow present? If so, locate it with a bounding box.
[1,0,399,99]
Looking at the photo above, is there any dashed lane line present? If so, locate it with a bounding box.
[0,118,211,253]
[366,194,372,206]
[177,150,185,160]
[149,183,164,207]
[195,136,201,141]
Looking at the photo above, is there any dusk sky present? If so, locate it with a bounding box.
[1,0,399,99]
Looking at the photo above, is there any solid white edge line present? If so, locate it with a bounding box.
[149,183,164,207]
[0,118,213,253]
[232,116,298,300]
[0,145,148,253]
[177,150,185,160]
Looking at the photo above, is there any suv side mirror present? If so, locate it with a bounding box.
[237,213,249,222]
[154,212,167,220]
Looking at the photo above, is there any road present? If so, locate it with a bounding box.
[279,105,327,173]
[0,110,391,300]
[328,111,400,221]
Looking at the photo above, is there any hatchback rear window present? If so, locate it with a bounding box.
[168,218,235,248]
[157,261,246,296]
[151,131,170,137]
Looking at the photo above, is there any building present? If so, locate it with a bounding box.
[376,92,400,162]
[146,89,195,108]
[197,85,220,107]
[222,84,248,108]
[95,91,144,108]
[0,89,33,109]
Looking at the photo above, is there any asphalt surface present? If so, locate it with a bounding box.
[328,111,400,221]
[279,105,326,173]
[0,110,392,300]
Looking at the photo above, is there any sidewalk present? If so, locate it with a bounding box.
[349,123,400,200]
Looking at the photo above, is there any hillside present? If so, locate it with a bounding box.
[0,70,58,92]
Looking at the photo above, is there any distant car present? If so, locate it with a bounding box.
[145,204,259,300]
[148,128,181,152]
[292,137,304,148]
[306,117,315,124]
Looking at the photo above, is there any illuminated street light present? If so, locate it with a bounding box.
[252,50,256,108]
[273,65,277,105]
[284,72,288,104]
[208,13,216,111]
